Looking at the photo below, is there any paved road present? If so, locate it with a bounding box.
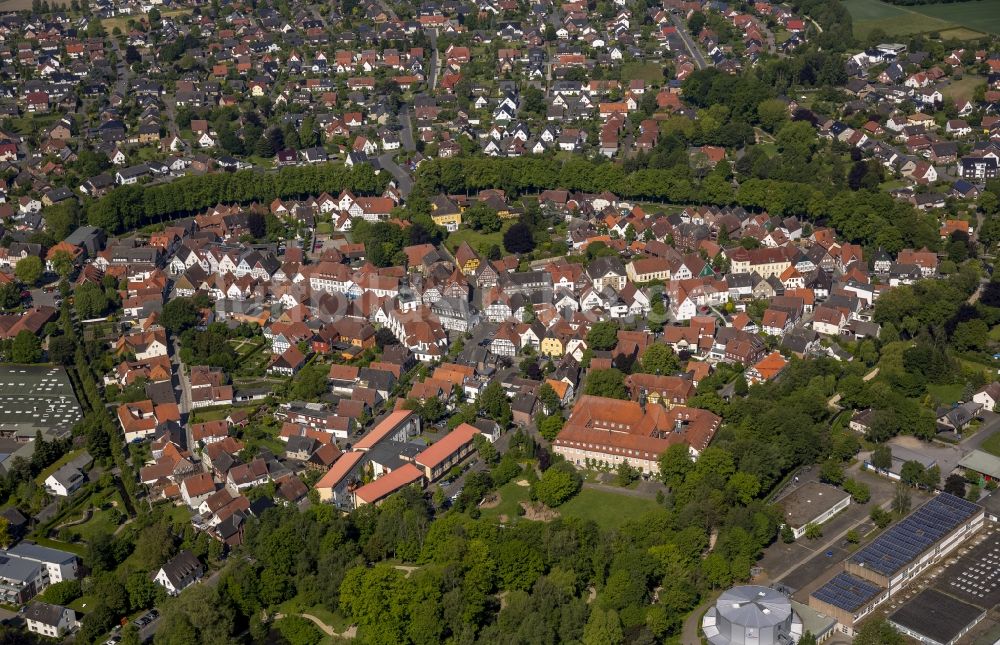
[377,153,413,197]
[399,106,416,152]
[669,13,709,70]
[171,338,194,448]
[427,28,440,90]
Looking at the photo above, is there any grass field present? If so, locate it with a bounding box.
[982,430,1000,458]
[480,482,661,529]
[843,0,1000,38]
[621,61,667,85]
[72,493,125,542]
[926,382,965,406]
[446,223,511,255]
[558,488,661,530]
[942,75,986,103]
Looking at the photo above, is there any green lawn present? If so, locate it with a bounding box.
[558,488,661,530]
[982,431,1000,459]
[277,596,351,632]
[926,383,965,406]
[621,61,666,85]
[72,491,126,542]
[479,480,532,521]
[843,0,1000,38]
[446,223,511,256]
[943,75,986,103]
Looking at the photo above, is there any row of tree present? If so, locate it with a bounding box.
[86,164,388,234]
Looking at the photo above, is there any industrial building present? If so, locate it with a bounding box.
[809,493,984,636]
[888,588,985,645]
[702,585,804,645]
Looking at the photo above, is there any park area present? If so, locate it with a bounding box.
[480,479,661,530]
[843,0,1000,39]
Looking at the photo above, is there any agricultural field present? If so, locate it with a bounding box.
[843,0,1000,39]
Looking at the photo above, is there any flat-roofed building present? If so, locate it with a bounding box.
[810,493,984,636]
[888,588,985,645]
[775,481,851,539]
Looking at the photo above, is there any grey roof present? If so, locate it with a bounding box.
[157,550,203,588]
[888,588,984,645]
[8,541,77,565]
[714,586,792,629]
[24,601,69,626]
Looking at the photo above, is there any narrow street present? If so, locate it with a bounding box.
[377,153,413,196]
[427,28,440,90]
[669,13,709,70]
[398,105,416,152]
[171,337,194,449]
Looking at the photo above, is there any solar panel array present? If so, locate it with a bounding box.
[848,493,981,577]
[812,572,883,612]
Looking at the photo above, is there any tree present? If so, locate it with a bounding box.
[479,381,512,428]
[871,507,892,529]
[583,369,627,399]
[583,608,624,645]
[944,473,966,498]
[658,443,693,489]
[49,250,75,280]
[14,255,43,285]
[586,321,619,351]
[503,222,535,254]
[48,335,75,365]
[290,364,329,400]
[74,282,108,319]
[780,524,794,543]
[615,461,638,487]
[854,619,904,645]
[463,203,502,232]
[532,463,581,507]
[843,478,870,504]
[0,282,20,311]
[892,483,911,517]
[538,383,561,413]
[870,444,892,470]
[899,460,926,487]
[473,433,497,465]
[803,523,822,539]
[538,415,564,441]
[11,330,41,363]
[161,297,201,334]
[798,632,818,645]
[819,460,844,485]
[639,343,680,375]
[42,579,81,605]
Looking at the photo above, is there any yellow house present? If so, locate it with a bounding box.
[432,211,462,232]
[540,336,564,357]
[432,194,463,232]
[454,242,481,276]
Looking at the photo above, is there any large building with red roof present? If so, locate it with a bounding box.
[553,395,721,474]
